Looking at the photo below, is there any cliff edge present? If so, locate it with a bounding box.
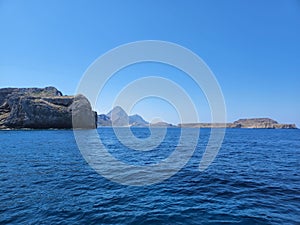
[0,87,97,129]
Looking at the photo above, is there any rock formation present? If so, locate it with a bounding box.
[0,87,97,129]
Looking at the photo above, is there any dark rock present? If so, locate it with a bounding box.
[0,87,97,129]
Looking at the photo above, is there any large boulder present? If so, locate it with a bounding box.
[72,94,97,129]
[0,87,97,129]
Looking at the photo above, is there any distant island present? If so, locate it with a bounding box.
[179,118,297,129]
[0,87,97,129]
[0,87,297,129]
[99,106,297,129]
[98,106,176,128]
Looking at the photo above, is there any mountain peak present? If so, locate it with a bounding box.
[106,106,129,126]
[107,106,127,115]
[98,106,150,127]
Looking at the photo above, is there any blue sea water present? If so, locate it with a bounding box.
[0,128,300,224]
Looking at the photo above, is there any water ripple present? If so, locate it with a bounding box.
[0,128,299,224]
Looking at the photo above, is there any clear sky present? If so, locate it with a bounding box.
[1,0,299,126]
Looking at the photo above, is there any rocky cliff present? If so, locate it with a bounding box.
[0,87,97,129]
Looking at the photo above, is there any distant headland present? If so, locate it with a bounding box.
[178,118,297,129]
[99,106,297,129]
[0,87,297,129]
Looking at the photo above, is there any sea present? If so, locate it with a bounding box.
[0,128,299,225]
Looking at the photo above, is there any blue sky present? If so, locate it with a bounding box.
[1,0,300,126]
